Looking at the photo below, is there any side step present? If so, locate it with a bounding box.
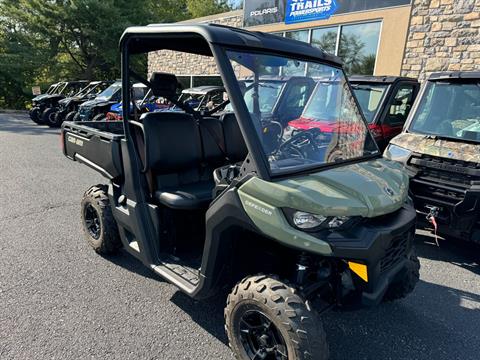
[151,255,201,295]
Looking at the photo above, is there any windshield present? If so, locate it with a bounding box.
[409,81,480,142]
[227,50,378,175]
[351,83,388,123]
[63,83,87,97]
[96,82,121,101]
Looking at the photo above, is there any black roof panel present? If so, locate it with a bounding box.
[428,71,480,80]
[348,75,417,84]
[120,23,342,66]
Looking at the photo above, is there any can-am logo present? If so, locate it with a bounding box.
[285,0,337,24]
[250,7,278,17]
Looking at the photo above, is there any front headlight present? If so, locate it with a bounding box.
[289,210,351,231]
[384,144,411,164]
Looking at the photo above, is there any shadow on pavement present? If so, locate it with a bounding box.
[415,231,480,275]
[101,249,160,282]
[0,113,60,135]
[169,278,479,359]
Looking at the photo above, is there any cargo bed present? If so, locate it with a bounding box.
[61,121,125,180]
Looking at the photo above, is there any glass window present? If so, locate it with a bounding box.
[409,81,480,142]
[311,26,338,55]
[177,76,192,91]
[283,30,309,76]
[96,82,121,101]
[338,22,381,75]
[285,30,309,42]
[383,85,416,126]
[192,76,223,87]
[351,83,389,123]
[227,50,378,175]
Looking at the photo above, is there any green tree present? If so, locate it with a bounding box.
[0,0,190,108]
[187,0,230,18]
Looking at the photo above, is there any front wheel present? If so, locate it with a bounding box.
[383,250,420,302]
[225,275,329,360]
[49,111,64,128]
[81,184,122,254]
[30,107,41,124]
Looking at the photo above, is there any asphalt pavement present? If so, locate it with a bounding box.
[0,113,479,360]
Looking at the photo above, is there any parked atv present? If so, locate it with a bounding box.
[99,83,150,121]
[385,71,480,244]
[29,82,62,123]
[31,81,88,125]
[51,81,113,127]
[350,76,419,151]
[169,85,224,112]
[61,25,419,360]
[77,81,122,121]
[288,76,419,153]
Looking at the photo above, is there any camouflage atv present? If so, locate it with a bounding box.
[385,71,480,244]
[61,24,419,360]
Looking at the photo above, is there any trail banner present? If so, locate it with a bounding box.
[285,0,338,24]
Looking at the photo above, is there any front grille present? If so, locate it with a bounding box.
[408,155,480,209]
[380,229,411,273]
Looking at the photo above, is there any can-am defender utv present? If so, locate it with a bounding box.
[385,71,480,245]
[61,25,419,360]
[349,76,419,151]
[51,81,113,127]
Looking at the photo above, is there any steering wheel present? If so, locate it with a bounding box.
[276,128,321,159]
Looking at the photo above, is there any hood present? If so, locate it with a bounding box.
[239,158,408,218]
[390,132,480,163]
[80,98,113,109]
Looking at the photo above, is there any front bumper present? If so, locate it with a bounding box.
[324,204,416,306]
[407,155,480,242]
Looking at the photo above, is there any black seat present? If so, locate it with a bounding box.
[141,111,214,210]
[221,113,248,162]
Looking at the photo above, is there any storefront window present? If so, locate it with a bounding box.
[338,22,381,75]
[285,30,309,42]
[283,30,309,76]
[311,26,338,55]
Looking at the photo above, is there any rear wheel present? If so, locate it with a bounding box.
[41,108,56,126]
[225,275,329,360]
[81,184,122,254]
[92,113,106,122]
[383,250,420,302]
[65,111,77,123]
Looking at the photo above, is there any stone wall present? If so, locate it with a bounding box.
[148,11,244,78]
[402,0,480,80]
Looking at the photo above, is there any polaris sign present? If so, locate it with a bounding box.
[285,0,338,24]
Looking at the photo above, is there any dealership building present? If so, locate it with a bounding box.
[148,0,479,87]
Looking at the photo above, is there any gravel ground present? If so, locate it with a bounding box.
[0,113,479,360]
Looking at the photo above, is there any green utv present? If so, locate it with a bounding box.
[61,25,419,360]
[385,71,480,245]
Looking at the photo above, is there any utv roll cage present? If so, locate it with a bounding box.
[120,24,342,182]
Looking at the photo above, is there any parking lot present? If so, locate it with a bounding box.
[0,112,479,360]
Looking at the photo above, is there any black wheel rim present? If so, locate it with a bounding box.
[84,204,101,239]
[238,310,288,360]
[48,112,56,124]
